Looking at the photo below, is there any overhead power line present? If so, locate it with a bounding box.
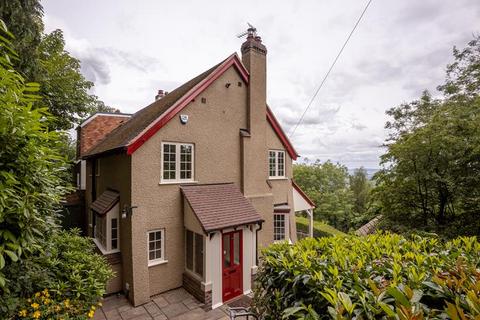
[289,0,374,137]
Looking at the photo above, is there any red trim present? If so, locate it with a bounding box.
[126,54,249,155]
[292,180,316,208]
[266,107,299,160]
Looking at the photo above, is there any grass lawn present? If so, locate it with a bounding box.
[296,216,346,237]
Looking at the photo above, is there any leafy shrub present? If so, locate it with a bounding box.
[253,233,480,319]
[0,229,113,319]
[0,19,71,288]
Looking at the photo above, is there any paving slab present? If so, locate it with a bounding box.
[120,306,151,320]
[160,302,189,318]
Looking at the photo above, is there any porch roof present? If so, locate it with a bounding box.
[91,189,119,215]
[181,183,264,233]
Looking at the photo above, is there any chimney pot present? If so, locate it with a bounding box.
[155,89,166,101]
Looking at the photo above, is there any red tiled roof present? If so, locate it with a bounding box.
[181,183,263,233]
[91,190,119,215]
[78,113,131,157]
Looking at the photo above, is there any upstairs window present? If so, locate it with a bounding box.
[269,150,285,178]
[161,142,194,183]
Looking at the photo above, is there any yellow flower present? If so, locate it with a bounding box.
[31,303,39,309]
[32,310,41,319]
[18,310,27,317]
[88,310,95,318]
[44,298,51,305]
[97,301,103,307]
[91,305,96,311]
[34,292,41,298]
[64,299,70,307]
[54,305,61,312]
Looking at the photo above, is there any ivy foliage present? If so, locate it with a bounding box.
[253,234,480,319]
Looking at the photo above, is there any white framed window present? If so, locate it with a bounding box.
[185,229,204,277]
[148,229,166,266]
[273,213,287,241]
[269,150,285,178]
[161,142,194,183]
[93,204,120,254]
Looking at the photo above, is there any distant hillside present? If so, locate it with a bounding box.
[348,168,379,180]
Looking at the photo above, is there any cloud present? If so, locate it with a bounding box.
[42,0,479,168]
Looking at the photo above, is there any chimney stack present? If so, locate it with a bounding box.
[241,31,267,134]
[240,31,268,197]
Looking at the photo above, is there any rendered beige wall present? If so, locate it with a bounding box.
[124,63,295,305]
[131,67,249,305]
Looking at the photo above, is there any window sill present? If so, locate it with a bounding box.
[93,239,120,255]
[268,177,288,181]
[159,180,198,185]
[148,259,168,267]
[185,268,203,282]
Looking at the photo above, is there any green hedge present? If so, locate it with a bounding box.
[253,233,480,319]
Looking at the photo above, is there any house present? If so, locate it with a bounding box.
[79,31,315,309]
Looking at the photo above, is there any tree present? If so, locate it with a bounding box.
[37,30,114,129]
[0,0,43,80]
[0,0,113,130]
[374,35,480,237]
[294,160,354,231]
[0,21,70,288]
[349,167,371,215]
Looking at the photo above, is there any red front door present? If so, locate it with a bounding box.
[222,230,243,302]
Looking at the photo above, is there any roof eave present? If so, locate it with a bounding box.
[266,106,299,160]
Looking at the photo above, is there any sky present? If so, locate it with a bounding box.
[42,0,479,169]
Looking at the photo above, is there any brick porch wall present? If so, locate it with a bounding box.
[183,272,212,310]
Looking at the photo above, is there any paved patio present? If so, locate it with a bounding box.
[93,288,231,320]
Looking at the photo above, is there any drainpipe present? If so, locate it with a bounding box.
[255,222,262,266]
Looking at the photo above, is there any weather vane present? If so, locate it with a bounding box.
[236,22,257,39]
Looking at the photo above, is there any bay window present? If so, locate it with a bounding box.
[93,204,120,254]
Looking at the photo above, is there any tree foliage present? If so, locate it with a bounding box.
[375,36,480,237]
[0,0,113,130]
[0,21,112,318]
[294,160,354,231]
[0,21,71,287]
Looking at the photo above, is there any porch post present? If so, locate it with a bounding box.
[308,209,314,238]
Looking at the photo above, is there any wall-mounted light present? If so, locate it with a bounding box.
[179,114,189,124]
[121,205,138,219]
